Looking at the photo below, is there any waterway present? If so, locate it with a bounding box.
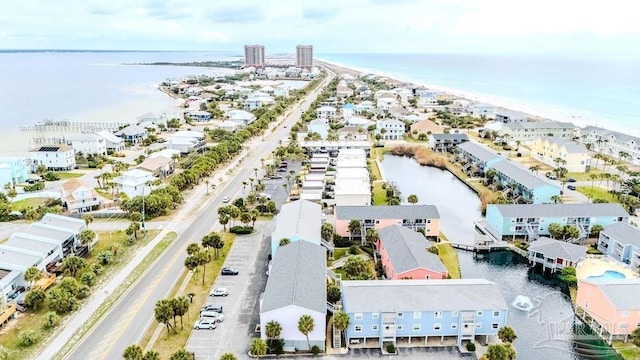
[380,155,622,360]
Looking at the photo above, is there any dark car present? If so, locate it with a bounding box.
[221,267,239,275]
[276,168,287,173]
[200,304,223,313]
[567,178,577,182]
[567,185,577,191]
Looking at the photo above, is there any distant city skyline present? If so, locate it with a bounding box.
[2,0,640,54]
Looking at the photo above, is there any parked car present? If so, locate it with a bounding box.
[567,178,577,182]
[221,267,239,275]
[193,318,217,330]
[276,168,287,173]
[201,304,223,313]
[200,311,225,322]
[257,193,271,200]
[209,288,229,297]
[270,174,283,179]
[567,185,577,190]
[222,196,231,203]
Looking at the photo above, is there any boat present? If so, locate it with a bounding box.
[512,295,533,311]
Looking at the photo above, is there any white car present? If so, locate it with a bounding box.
[209,287,229,297]
[193,318,217,330]
[222,196,231,203]
[200,311,225,322]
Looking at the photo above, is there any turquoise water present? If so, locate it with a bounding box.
[587,270,626,280]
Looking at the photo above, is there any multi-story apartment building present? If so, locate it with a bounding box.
[270,199,322,255]
[498,121,575,145]
[376,119,405,140]
[296,45,313,69]
[29,145,76,171]
[531,136,591,172]
[244,44,265,69]
[597,222,640,269]
[577,126,640,165]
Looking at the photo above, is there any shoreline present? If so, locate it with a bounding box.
[317,58,639,137]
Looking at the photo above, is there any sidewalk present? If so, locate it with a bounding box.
[38,147,251,360]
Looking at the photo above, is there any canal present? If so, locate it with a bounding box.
[380,155,622,360]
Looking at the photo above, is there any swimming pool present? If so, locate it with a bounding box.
[587,270,626,280]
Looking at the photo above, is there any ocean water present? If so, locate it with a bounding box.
[0,50,240,156]
[319,53,640,136]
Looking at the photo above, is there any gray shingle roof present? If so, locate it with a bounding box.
[119,125,146,136]
[490,203,629,219]
[582,126,640,144]
[527,237,587,263]
[431,134,469,141]
[342,279,507,313]
[503,121,575,130]
[336,205,440,220]
[489,160,557,190]
[457,142,500,163]
[582,279,640,310]
[539,136,588,154]
[601,222,640,248]
[378,225,447,274]
[40,213,85,233]
[271,200,321,244]
[260,241,327,313]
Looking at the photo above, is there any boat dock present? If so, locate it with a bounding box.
[448,219,528,257]
[20,119,133,133]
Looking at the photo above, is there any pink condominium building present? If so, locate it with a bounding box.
[244,44,265,68]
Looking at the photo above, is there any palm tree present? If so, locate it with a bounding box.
[250,338,267,357]
[220,353,237,360]
[321,222,334,243]
[348,219,361,243]
[497,326,517,343]
[196,250,212,284]
[171,296,190,329]
[142,350,160,360]
[528,165,541,174]
[332,311,350,347]
[187,243,200,256]
[61,255,86,277]
[407,194,418,204]
[219,213,229,231]
[123,344,144,360]
[589,173,598,189]
[590,224,604,238]
[169,349,192,360]
[82,214,94,228]
[265,320,283,349]
[365,228,378,247]
[298,314,315,350]
[551,195,563,204]
[24,266,42,288]
[78,229,96,250]
[279,238,290,247]
[154,299,176,335]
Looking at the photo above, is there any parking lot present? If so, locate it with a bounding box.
[260,161,302,209]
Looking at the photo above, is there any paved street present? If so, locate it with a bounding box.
[46,73,334,360]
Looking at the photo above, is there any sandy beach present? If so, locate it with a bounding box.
[318,59,639,137]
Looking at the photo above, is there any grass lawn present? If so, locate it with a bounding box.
[612,341,640,360]
[435,242,461,279]
[564,170,604,181]
[576,186,619,203]
[138,232,235,357]
[368,159,382,181]
[94,187,114,200]
[371,147,391,161]
[372,182,387,205]
[10,197,50,210]
[404,136,428,143]
[334,248,349,259]
[55,172,84,179]
[0,228,161,359]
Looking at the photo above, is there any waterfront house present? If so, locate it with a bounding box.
[270,200,322,255]
[487,160,561,204]
[428,134,469,153]
[455,142,502,174]
[0,157,29,184]
[260,241,326,351]
[485,203,630,241]
[228,110,257,127]
[470,103,496,119]
[497,121,575,145]
[341,279,508,350]
[576,279,640,344]
[29,145,76,171]
[186,110,212,122]
[495,110,526,123]
[136,155,175,178]
[61,178,101,214]
[527,237,587,273]
[597,222,640,269]
[335,167,369,183]
[376,119,405,140]
[335,179,371,207]
[377,225,448,280]
[66,133,107,156]
[307,119,329,140]
[577,126,640,165]
[334,205,441,239]
[112,169,157,198]
[96,131,125,152]
[317,106,337,121]
[118,125,147,144]
[531,136,591,173]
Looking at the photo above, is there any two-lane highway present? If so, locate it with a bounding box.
[62,72,333,360]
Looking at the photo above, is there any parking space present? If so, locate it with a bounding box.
[261,161,302,208]
[186,221,272,360]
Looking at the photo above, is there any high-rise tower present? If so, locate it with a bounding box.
[296,45,313,69]
[244,44,265,69]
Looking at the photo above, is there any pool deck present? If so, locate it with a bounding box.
[576,256,639,281]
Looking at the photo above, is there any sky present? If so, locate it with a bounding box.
[1,0,640,54]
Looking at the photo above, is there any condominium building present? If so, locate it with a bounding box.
[296,45,314,69]
[244,44,265,69]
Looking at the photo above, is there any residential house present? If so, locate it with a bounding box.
[376,119,405,140]
[136,156,175,178]
[377,98,398,111]
[168,137,202,154]
[341,279,508,350]
[270,200,322,255]
[0,157,29,184]
[96,131,125,152]
[317,106,337,121]
[66,133,107,156]
[137,112,163,126]
[576,279,640,343]
[244,92,274,111]
[428,134,469,153]
[411,120,444,135]
[354,101,374,113]
[149,149,180,161]
[377,225,448,280]
[307,119,330,140]
[403,114,421,123]
[219,121,240,132]
[338,148,367,161]
[577,126,640,165]
[495,110,526,123]
[334,205,441,239]
[186,111,212,122]
[273,86,290,98]
[298,141,372,158]
[61,178,101,214]
[118,125,147,144]
[336,158,367,169]
[527,237,588,273]
[170,130,205,141]
[112,169,157,198]
[597,222,640,269]
[487,160,561,204]
[455,142,502,174]
[342,103,355,119]
[470,104,496,119]
[228,110,257,127]
[485,203,630,241]
[260,241,326,351]
[531,136,591,173]
[345,116,373,130]
[29,145,76,171]
[335,167,369,183]
[338,126,368,141]
[498,121,575,145]
[335,180,371,207]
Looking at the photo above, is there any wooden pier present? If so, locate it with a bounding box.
[20,119,133,133]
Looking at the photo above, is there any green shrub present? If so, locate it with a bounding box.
[43,311,61,329]
[19,330,38,346]
[428,245,439,255]
[42,172,61,181]
[230,226,253,234]
[349,245,358,255]
[24,182,45,192]
[360,246,374,257]
[466,342,476,351]
[311,345,320,355]
[386,344,395,353]
[334,236,351,248]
